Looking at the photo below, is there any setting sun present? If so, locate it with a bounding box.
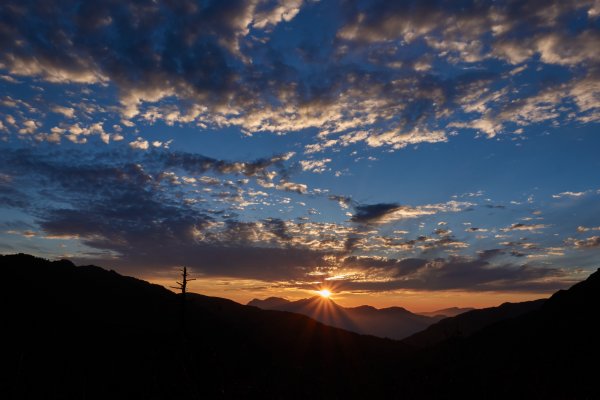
[317,289,332,298]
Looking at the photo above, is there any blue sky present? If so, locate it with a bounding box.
[1,0,599,309]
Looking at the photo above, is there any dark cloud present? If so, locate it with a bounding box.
[158,150,293,180]
[502,223,548,232]
[0,146,334,280]
[484,204,506,209]
[0,146,579,293]
[1,0,597,149]
[0,0,287,118]
[351,203,400,224]
[341,256,427,276]
[0,180,28,208]
[337,0,595,52]
[332,256,569,293]
[477,249,505,261]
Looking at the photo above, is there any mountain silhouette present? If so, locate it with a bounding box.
[249,296,442,340]
[1,253,408,399]
[404,299,545,348]
[401,269,600,399]
[418,306,475,318]
[2,253,599,399]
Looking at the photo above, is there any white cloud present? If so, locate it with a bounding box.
[300,158,332,173]
[552,191,587,199]
[275,181,308,194]
[18,120,39,134]
[129,137,150,150]
[51,105,75,118]
[252,0,303,29]
[577,226,600,232]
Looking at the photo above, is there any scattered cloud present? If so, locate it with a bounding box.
[51,105,76,119]
[552,191,588,199]
[0,0,598,297]
[300,158,332,173]
[566,236,600,249]
[129,138,149,151]
[502,223,549,232]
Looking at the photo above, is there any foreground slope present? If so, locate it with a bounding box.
[403,299,546,348]
[248,296,441,340]
[1,254,407,399]
[2,253,599,399]
[403,268,600,399]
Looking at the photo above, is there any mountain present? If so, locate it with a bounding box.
[248,296,290,309]
[418,306,475,318]
[3,252,599,399]
[1,253,408,399]
[249,296,442,340]
[402,269,600,399]
[404,299,545,348]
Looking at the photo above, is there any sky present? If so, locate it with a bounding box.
[1,0,599,311]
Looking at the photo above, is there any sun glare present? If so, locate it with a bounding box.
[318,289,332,298]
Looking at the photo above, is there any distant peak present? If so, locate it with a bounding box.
[350,305,377,312]
[247,296,290,308]
[264,296,289,302]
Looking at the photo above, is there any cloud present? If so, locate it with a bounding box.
[129,138,150,151]
[337,0,596,65]
[51,105,76,118]
[351,201,473,224]
[329,195,353,209]
[328,254,569,293]
[0,173,28,208]
[351,203,398,224]
[18,120,38,135]
[275,181,308,194]
[159,150,293,180]
[502,223,549,232]
[0,146,350,276]
[252,0,303,29]
[300,158,331,173]
[1,0,598,153]
[566,236,600,249]
[363,127,447,150]
[478,249,505,260]
[552,191,587,199]
[0,146,587,293]
[341,256,427,276]
[577,226,600,233]
[337,1,447,44]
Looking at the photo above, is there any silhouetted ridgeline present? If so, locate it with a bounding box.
[403,298,546,348]
[418,306,475,318]
[248,296,443,340]
[401,267,600,399]
[1,253,407,399]
[2,253,599,399]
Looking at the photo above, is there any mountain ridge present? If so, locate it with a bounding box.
[1,253,408,399]
[403,298,546,348]
[248,295,442,340]
[2,253,599,399]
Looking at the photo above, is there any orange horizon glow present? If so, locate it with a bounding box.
[148,275,553,313]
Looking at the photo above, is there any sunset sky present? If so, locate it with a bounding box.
[1,0,599,311]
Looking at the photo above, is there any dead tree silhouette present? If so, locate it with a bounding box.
[171,267,196,330]
[170,267,202,398]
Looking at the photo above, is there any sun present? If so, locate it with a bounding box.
[317,289,332,298]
